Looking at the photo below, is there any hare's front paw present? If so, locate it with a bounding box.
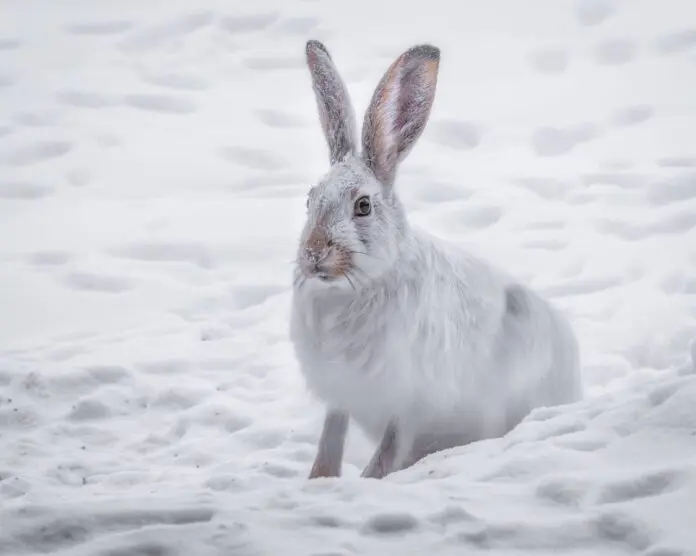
[308,458,341,479]
[307,409,349,479]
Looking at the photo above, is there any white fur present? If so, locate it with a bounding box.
[291,43,582,471]
[291,178,582,467]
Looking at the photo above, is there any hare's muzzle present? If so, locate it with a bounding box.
[301,225,351,281]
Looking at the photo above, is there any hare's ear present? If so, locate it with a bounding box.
[362,45,440,186]
[305,40,357,165]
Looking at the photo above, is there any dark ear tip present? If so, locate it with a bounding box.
[306,39,331,60]
[407,44,440,62]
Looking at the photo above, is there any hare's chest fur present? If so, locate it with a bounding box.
[290,253,508,442]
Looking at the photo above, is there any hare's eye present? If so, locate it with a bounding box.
[354,196,371,217]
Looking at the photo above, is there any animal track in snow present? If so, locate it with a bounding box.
[228,284,286,311]
[656,29,696,55]
[0,141,72,166]
[12,507,214,554]
[647,173,696,205]
[234,183,305,198]
[427,506,477,527]
[12,111,59,127]
[67,398,112,421]
[528,48,569,74]
[123,94,197,114]
[85,365,132,385]
[530,124,602,157]
[236,171,308,190]
[0,74,16,88]
[413,182,473,204]
[557,437,609,452]
[513,177,570,200]
[657,156,696,168]
[596,469,683,504]
[220,146,286,170]
[96,134,121,148]
[659,273,696,296]
[274,16,320,36]
[361,513,420,535]
[186,403,252,433]
[65,20,135,36]
[440,204,502,231]
[611,104,654,127]
[254,109,305,128]
[151,387,209,410]
[56,90,120,108]
[592,511,654,551]
[429,119,483,149]
[120,11,214,52]
[242,56,304,71]
[462,205,503,229]
[523,219,566,230]
[649,210,696,234]
[542,276,623,297]
[235,426,287,450]
[595,219,649,240]
[140,71,208,91]
[66,168,92,187]
[27,251,73,266]
[581,171,649,189]
[574,0,616,26]
[600,159,633,171]
[0,38,21,50]
[536,476,589,507]
[219,12,279,34]
[109,241,214,269]
[0,181,53,199]
[62,271,134,293]
[137,359,192,375]
[594,39,637,65]
[520,238,568,250]
[645,548,689,556]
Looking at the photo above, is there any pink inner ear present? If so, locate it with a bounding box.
[362,47,440,185]
[306,46,322,72]
[362,60,403,184]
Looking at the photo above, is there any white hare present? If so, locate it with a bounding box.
[290,40,582,479]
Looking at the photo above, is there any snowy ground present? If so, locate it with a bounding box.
[1,0,695,554]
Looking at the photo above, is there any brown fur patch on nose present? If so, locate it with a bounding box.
[307,222,329,252]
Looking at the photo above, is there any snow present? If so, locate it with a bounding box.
[0,0,695,553]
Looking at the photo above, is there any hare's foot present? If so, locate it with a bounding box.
[309,409,349,479]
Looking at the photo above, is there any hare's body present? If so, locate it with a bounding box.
[291,166,580,469]
[291,41,582,479]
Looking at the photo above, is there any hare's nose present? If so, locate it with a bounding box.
[306,245,331,262]
[305,225,334,258]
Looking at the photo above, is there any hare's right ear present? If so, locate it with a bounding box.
[305,40,357,165]
[362,45,440,187]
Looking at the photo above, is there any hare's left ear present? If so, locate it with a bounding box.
[362,45,440,187]
[305,40,357,165]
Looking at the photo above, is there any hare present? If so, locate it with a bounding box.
[290,40,582,479]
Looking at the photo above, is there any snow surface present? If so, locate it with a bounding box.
[1,0,696,554]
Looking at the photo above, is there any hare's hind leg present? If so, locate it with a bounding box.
[360,421,398,479]
[309,409,349,479]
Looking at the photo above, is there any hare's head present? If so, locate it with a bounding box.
[296,40,440,290]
